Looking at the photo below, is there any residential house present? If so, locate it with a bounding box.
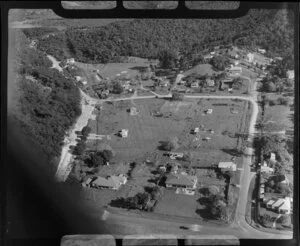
[218,162,237,171]
[193,127,200,134]
[261,163,274,174]
[120,129,129,138]
[129,107,139,115]
[81,80,88,85]
[168,152,184,160]
[258,48,266,54]
[228,66,242,76]
[286,70,294,80]
[274,57,283,61]
[191,81,199,88]
[247,53,254,63]
[166,173,198,190]
[75,76,82,82]
[90,175,127,190]
[66,58,75,64]
[206,79,215,87]
[266,197,292,214]
[206,109,213,114]
[204,54,213,60]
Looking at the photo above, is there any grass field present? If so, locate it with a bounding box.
[183,64,221,77]
[154,189,204,218]
[86,98,249,167]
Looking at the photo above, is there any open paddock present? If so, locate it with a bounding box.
[86,98,250,168]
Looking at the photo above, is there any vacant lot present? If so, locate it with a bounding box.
[154,189,203,218]
[75,59,151,80]
[264,96,294,130]
[86,98,249,166]
[183,63,221,77]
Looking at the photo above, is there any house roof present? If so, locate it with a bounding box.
[92,176,121,188]
[278,198,291,211]
[166,174,197,187]
[218,162,236,169]
[272,198,285,208]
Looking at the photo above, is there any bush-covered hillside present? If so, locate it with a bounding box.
[34,9,294,64]
[11,30,81,167]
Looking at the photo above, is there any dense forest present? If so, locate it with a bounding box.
[11,30,81,170]
[32,9,294,66]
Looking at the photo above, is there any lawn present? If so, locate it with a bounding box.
[264,99,294,130]
[183,64,221,77]
[75,59,151,81]
[154,189,204,218]
[86,98,249,167]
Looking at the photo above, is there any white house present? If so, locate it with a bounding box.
[261,163,274,174]
[166,174,198,190]
[206,109,213,114]
[206,79,215,87]
[129,107,139,115]
[193,127,200,134]
[75,76,82,82]
[247,53,254,62]
[81,80,87,85]
[266,197,292,214]
[258,48,266,54]
[120,129,128,138]
[286,70,294,80]
[191,81,199,88]
[218,162,237,171]
[66,58,75,64]
[270,152,276,161]
[168,152,184,160]
[90,175,127,190]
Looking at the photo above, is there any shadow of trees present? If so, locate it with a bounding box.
[221,148,243,157]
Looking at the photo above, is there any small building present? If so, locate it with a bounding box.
[206,109,213,114]
[120,129,128,138]
[258,48,266,54]
[247,53,254,63]
[191,81,199,88]
[81,80,88,85]
[204,54,213,60]
[229,66,242,76]
[218,162,237,171]
[66,58,75,64]
[210,51,216,55]
[75,76,82,82]
[274,57,283,61]
[286,70,294,80]
[193,127,200,134]
[168,152,184,160]
[270,152,276,161]
[166,174,198,190]
[206,79,215,87]
[129,107,139,115]
[90,175,127,190]
[261,165,274,174]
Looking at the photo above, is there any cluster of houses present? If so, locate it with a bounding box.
[262,193,293,215]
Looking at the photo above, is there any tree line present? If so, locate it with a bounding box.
[12,30,81,169]
[31,9,294,65]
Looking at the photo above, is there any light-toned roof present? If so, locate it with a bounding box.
[278,198,291,211]
[272,198,285,208]
[218,162,236,168]
[92,176,120,188]
[166,174,197,187]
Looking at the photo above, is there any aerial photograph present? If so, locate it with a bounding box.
[7,1,295,244]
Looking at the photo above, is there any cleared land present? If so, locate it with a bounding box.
[87,98,249,166]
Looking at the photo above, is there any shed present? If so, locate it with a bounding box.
[218,162,237,171]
